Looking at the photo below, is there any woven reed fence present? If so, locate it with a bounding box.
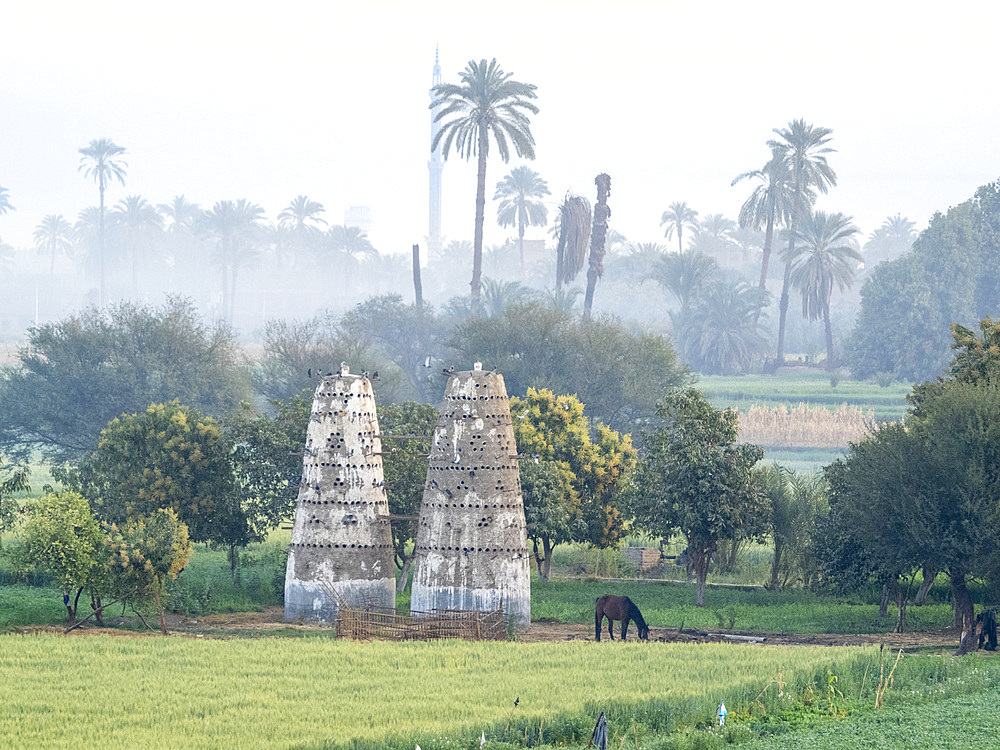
[334,605,508,641]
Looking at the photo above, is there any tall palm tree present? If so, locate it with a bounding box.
[200,199,265,321]
[431,58,539,315]
[785,210,861,369]
[78,138,127,307]
[112,195,163,294]
[660,201,699,253]
[323,225,377,300]
[583,173,612,320]
[0,187,13,215]
[494,165,549,272]
[158,196,204,276]
[649,249,718,310]
[33,214,74,276]
[767,120,837,366]
[732,147,800,293]
[278,195,327,265]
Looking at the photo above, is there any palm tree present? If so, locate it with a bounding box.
[431,58,539,315]
[732,147,799,293]
[555,195,590,289]
[200,199,265,321]
[0,187,13,215]
[674,280,769,375]
[278,195,327,264]
[112,195,163,294]
[767,120,837,365]
[33,215,74,276]
[494,166,549,272]
[78,138,127,306]
[649,249,718,310]
[583,173,612,320]
[481,278,535,316]
[660,201,699,253]
[864,214,916,268]
[158,196,203,275]
[688,213,738,261]
[784,210,861,369]
[323,225,377,300]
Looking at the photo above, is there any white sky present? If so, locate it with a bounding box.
[2,0,999,257]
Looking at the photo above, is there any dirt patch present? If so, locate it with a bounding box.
[21,608,969,651]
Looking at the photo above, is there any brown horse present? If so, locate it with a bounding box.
[595,594,649,641]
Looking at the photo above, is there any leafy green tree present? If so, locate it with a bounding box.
[518,459,580,580]
[0,456,29,546]
[72,401,233,547]
[510,389,636,548]
[107,508,192,635]
[495,165,549,272]
[768,120,837,365]
[785,210,861,369]
[16,490,104,623]
[451,302,691,434]
[432,58,539,314]
[33,214,74,277]
[78,137,127,307]
[378,402,438,590]
[628,388,767,605]
[660,201,699,254]
[0,297,250,464]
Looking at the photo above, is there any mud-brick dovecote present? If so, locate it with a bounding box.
[284,366,395,622]
[410,364,531,628]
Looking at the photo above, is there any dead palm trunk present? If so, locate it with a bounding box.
[583,174,611,320]
[412,244,423,308]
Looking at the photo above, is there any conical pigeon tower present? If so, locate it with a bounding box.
[411,363,531,627]
[284,366,395,622]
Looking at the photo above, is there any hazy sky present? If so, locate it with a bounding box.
[3,0,999,258]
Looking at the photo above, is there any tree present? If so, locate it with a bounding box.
[107,508,192,635]
[785,210,861,369]
[0,297,250,464]
[78,137,127,307]
[760,465,827,589]
[510,389,636,549]
[33,214,74,277]
[451,302,692,434]
[628,388,767,606]
[71,401,233,547]
[431,58,539,314]
[112,195,164,294]
[660,201,699,254]
[16,491,104,623]
[199,199,265,321]
[733,148,797,294]
[0,456,29,546]
[378,402,438,590]
[674,280,769,375]
[0,186,13,215]
[649,249,718,310]
[767,120,837,365]
[583,174,612,320]
[278,195,327,264]
[555,195,591,289]
[518,458,580,580]
[495,166,549,272]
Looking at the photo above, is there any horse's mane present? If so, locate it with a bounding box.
[626,597,647,629]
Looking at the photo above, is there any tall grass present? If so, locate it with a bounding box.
[738,403,876,449]
[0,634,869,749]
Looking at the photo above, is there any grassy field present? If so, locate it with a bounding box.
[0,634,873,749]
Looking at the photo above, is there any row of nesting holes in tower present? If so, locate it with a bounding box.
[291,542,392,550]
[428,464,520,472]
[415,545,527,554]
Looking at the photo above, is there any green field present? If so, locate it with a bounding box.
[0,634,871,749]
[698,374,911,422]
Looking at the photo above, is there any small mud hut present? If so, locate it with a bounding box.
[284,367,395,622]
[410,364,531,628]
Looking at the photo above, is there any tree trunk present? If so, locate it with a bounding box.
[411,244,423,308]
[99,179,106,308]
[470,126,488,315]
[154,582,168,636]
[542,537,553,582]
[823,304,835,370]
[894,580,908,633]
[229,544,239,581]
[915,566,937,605]
[758,212,775,292]
[769,538,784,590]
[518,222,525,275]
[775,177,802,367]
[65,586,84,624]
[396,553,414,593]
[951,573,977,653]
[583,174,611,321]
[690,541,715,607]
[879,581,890,619]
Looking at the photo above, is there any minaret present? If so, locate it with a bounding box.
[284,366,396,623]
[410,363,531,628]
[427,47,444,260]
